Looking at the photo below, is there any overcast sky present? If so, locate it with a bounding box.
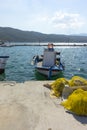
[0,0,87,34]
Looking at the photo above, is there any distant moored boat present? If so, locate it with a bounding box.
[0,56,9,74]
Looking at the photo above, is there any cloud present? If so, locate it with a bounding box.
[0,0,86,34]
[32,11,85,33]
[50,11,85,29]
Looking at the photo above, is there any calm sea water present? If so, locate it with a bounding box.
[0,43,87,82]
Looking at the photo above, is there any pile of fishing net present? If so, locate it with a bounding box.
[61,89,87,116]
[49,76,87,116]
[50,76,87,98]
[50,78,69,97]
[69,76,87,87]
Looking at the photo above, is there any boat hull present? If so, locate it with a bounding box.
[0,56,9,74]
[36,67,60,76]
[0,69,5,74]
[35,61,64,77]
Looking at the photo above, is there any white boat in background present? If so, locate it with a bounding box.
[32,43,64,79]
[0,56,9,74]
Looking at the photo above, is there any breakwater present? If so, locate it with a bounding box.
[0,42,87,47]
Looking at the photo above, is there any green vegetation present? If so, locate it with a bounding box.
[0,27,87,43]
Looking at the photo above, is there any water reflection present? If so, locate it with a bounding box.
[0,73,6,81]
[35,70,64,80]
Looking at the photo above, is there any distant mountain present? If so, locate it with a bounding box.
[76,33,87,36]
[0,27,87,43]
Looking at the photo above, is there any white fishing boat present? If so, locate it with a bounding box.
[32,43,64,79]
[0,56,9,74]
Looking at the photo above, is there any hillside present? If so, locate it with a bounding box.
[0,27,87,43]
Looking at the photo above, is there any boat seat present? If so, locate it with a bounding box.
[42,50,56,67]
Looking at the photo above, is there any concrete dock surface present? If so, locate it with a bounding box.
[0,81,87,130]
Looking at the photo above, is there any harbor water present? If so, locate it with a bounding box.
[0,43,87,82]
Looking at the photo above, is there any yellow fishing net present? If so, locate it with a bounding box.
[49,76,87,115]
[69,76,87,87]
[50,76,87,98]
[61,89,87,116]
[50,78,69,97]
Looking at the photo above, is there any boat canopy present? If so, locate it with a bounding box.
[42,50,56,67]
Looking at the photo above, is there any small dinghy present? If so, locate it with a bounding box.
[32,43,64,79]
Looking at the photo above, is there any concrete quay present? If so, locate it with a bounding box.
[0,81,87,130]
